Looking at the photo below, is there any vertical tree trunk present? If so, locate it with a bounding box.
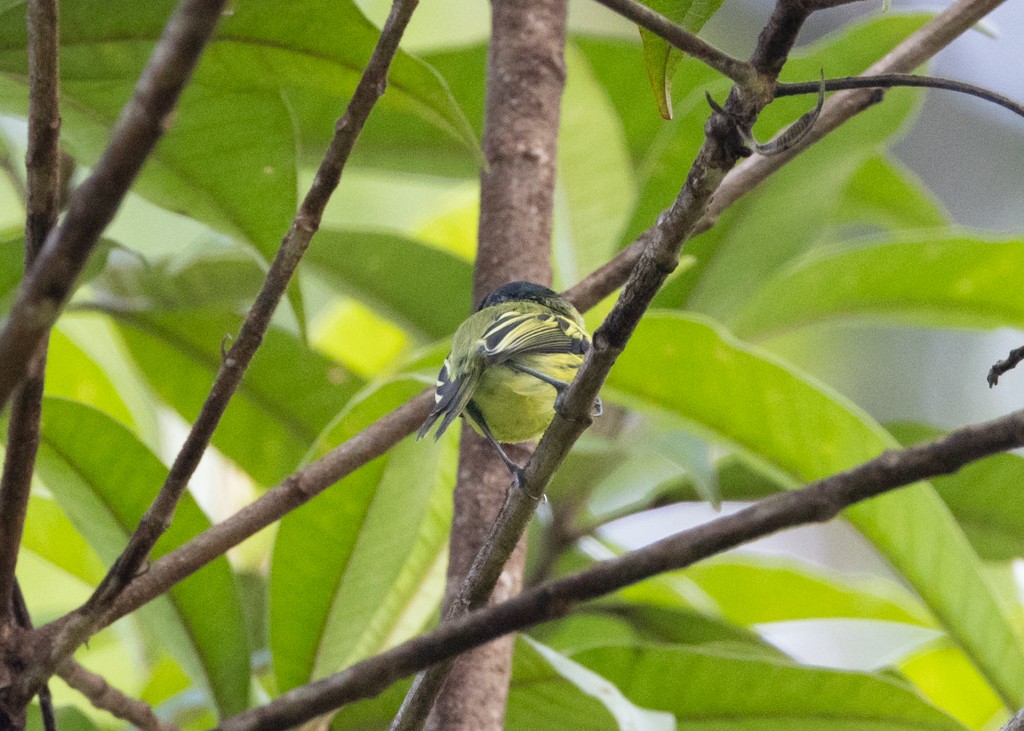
[426,0,567,728]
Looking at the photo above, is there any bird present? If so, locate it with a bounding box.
[417,281,599,481]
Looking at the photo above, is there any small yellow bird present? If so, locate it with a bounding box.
[418,281,599,478]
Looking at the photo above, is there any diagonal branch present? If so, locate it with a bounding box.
[216,404,1024,731]
[588,0,754,86]
[563,0,1009,313]
[776,73,1024,120]
[0,0,227,418]
[33,0,427,692]
[58,661,176,731]
[0,0,61,628]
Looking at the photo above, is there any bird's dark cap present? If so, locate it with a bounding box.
[477,281,563,312]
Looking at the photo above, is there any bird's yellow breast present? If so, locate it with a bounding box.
[469,352,584,443]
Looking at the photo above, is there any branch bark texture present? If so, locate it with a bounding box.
[394,1,568,729]
[217,404,1024,731]
[0,0,61,630]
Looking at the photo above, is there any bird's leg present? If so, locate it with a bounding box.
[506,362,602,416]
[464,402,526,487]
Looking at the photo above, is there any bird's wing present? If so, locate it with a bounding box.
[417,354,481,441]
[477,310,589,364]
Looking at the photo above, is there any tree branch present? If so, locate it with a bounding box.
[588,0,754,86]
[776,73,1024,120]
[0,0,61,629]
[31,0,424,698]
[0,0,227,419]
[217,405,1024,731]
[562,0,1009,311]
[57,661,176,731]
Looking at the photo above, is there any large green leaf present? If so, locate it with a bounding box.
[0,0,479,268]
[604,313,1024,707]
[507,637,674,730]
[831,155,947,234]
[44,328,136,430]
[571,643,966,731]
[270,378,454,691]
[733,235,1024,340]
[87,245,266,314]
[531,603,783,662]
[34,398,250,717]
[889,422,1024,562]
[304,228,473,340]
[636,0,725,120]
[109,308,362,486]
[684,556,933,627]
[329,637,673,731]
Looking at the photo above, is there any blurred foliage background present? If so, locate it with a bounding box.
[1,0,1024,729]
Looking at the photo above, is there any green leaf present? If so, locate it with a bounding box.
[328,636,675,730]
[0,0,480,268]
[87,246,266,314]
[684,556,933,627]
[531,604,782,661]
[637,0,725,120]
[270,378,454,691]
[555,44,636,286]
[508,637,674,730]
[571,643,967,731]
[109,308,362,486]
[732,235,1024,341]
[304,228,474,340]
[35,398,250,716]
[831,155,947,234]
[605,313,1024,707]
[22,496,107,587]
[899,643,1005,729]
[44,327,136,430]
[889,422,1024,562]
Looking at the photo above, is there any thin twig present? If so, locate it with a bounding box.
[776,73,1024,120]
[37,0,425,687]
[0,0,61,628]
[562,0,1009,311]
[987,345,1024,387]
[57,661,176,731]
[0,0,227,420]
[217,405,1024,731]
[589,0,754,86]
[12,582,56,731]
